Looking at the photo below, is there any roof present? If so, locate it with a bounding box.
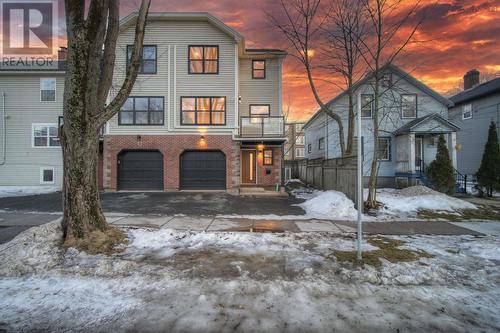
[303,63,453,130]
[393,113,460,135]
[246,48,287,55]
[450,77,500,105]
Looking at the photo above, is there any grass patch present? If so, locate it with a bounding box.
[331,236,433,268]
[64,226,128,255]
[418,207,500,221]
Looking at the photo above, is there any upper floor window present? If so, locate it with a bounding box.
[319,137,325,150]
[462,104,472,120]
[401,94,417,118]
[295,135,305,145]
[252,60,266,79]
[307,143,312,153]
[119,97,164,125]
[181,97,226,125]
[361,94,373,118]
[127,45,157,74]
[377,137,391,161]
[382,73,392,88]
[40,78,56,101]
[296,147,305,158]
[188,46,218,74]
[250,104,270,117]
[295,123,303,132]
[33,124,60,147]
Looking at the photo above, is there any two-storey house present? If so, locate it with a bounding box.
[303,64,459,188]
[284,122,306,160]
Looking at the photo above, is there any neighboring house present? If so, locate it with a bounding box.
[448,70,500,179]
[303,64,458,188]
[284,122,305,160]
[0,12,286,192]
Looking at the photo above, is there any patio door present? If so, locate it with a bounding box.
[241,150,257,184]
[415,137,423,171]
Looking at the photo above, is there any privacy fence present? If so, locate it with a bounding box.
[284,156,357,202]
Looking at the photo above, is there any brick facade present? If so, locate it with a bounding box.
[255,147,282,186]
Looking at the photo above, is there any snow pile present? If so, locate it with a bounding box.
[297,190,358,219]
[0,186,58,198]
[376,186,477,213]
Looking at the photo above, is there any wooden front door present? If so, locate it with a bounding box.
[241,150,257,184]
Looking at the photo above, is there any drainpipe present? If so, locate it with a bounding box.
[0,92,5,165]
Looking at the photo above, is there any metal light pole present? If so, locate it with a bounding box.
[356,93,363,261]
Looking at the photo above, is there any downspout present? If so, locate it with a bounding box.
[0,92,5,165]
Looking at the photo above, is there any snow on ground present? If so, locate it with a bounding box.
[0,222,499,332]
[0,186,58,198]
[297,190,358,219]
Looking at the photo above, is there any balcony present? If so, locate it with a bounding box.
[239,116,285,138]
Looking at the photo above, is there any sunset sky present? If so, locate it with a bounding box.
[100,1,500,120]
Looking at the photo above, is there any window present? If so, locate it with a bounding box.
[188,45,218,74]
[33,124,60,147]
[250,104,270,117]
[40,167,55,184]
[319,137,325,150]
[361,94,373,118]
[295,123,303,132]
[295,135,305,145]
[462,104,472,120]
[252,60,266,79]
[181,97,226,125]
[127,45,157,74]
[377,137,391,161]
[382,73,392,88]
[307,143,312,153]
[296,147,305,158]
[40,78,56,101]
[119,97,164,125]
[263,149,273,165]
[401,94,417,118]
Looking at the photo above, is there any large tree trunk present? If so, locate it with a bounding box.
[366,77,380,208]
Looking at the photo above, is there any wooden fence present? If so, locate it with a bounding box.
[285,156,357,202]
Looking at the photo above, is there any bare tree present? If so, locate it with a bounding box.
[269,0,348,156]
[359,0,424,208]
[61,0,150,249]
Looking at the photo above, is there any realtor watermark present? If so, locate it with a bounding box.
[0,0,59,70]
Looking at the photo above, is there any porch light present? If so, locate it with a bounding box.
[257,143,265,152]
[200,135,205,141]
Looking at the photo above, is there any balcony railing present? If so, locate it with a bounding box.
[239,116,285,138]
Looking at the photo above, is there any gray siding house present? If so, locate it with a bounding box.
[303,64,458,188]
[449,70,500,178]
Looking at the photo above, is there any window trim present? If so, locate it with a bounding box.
[126,45,157,75]
[118,96,165,126]
[188,45,219,75]
[462,103,473,120]
[401,93,418,119]
[249,104,271,117]
[377,137,391,161]
[40,78,56,102]
[307,143,312,154]
[361,94,373,118]
[180,96,226,126]
[32,123,60,148]
[318,137,325,150]
[263,149,273,165]
[40,167,55,185]
[252,60,266,79]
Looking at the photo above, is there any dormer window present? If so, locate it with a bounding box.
[252,60,266,79]
[381,73,392,87]
[188,46,219,74]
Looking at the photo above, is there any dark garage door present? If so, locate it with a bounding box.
[118,151,163,190]
[181,151,226,190]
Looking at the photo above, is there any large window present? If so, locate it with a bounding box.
[188,46,219,74]
[33,124,60,147]
[40,78,56,101]
[401,94,417,118]
[377,137,391,161]
[462,104,472,120]
[127,45,157,74]
[252,60,266,79]
[250,104,270,117]
[119,97,164,125]
[181,97,226,125]
[361,94,373,118]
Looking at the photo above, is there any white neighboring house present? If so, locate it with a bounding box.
[303,64,460,188]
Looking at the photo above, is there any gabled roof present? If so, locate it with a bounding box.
[450,77,500,105]
[303,63,453,130]
[393,113,460,135]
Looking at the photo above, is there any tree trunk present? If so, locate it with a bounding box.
[366,79,380,208]
[346,90,355,156]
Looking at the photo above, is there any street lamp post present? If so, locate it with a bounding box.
[357,93,363,261]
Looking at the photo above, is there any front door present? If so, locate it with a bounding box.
[415,137,423,171]
[241,150,257,184]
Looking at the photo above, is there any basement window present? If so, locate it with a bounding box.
[40,167,54,184]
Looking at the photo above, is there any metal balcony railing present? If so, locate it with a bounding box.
[239,116,285,138]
